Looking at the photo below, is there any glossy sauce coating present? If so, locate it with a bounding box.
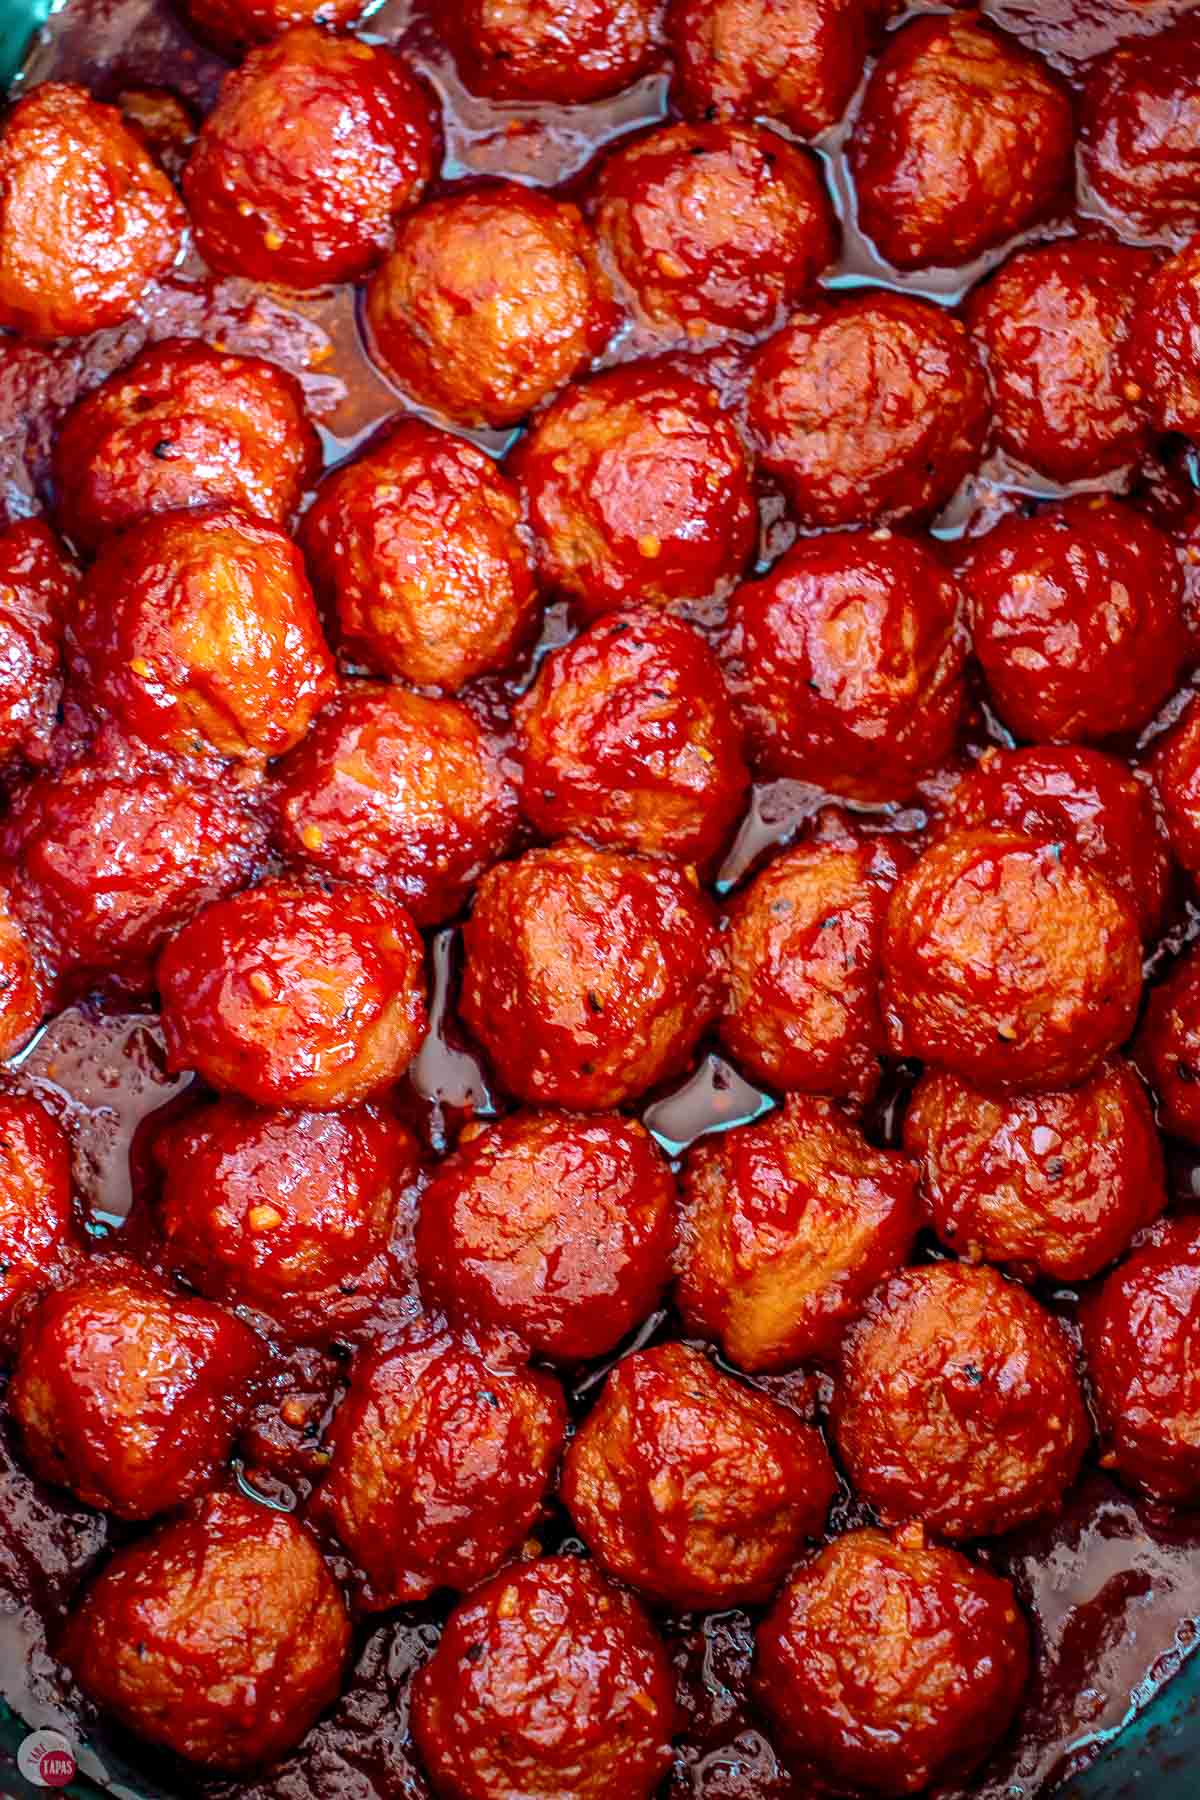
[667,0,868,140]
[1126,233,1200,439]
[1135,943,1200,1144]
[175,0,371,54]
[1150,696,1200,882]
[1079,16,1200,243]
[0,1094,77,1352]
[0,883,48,1057]
[0,517,71,764]
[443,0,664,103]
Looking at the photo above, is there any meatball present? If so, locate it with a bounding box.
[882,827,1142,1092]
[850,14,1072,272]
[152,1098,421,1343]
[299,419,537,692]
[941,745,1172,942]
[592,121,836,342]
[510,362,756,618]
[832,1262,1088,1539]
[0,752,267,990]
[459,842,723,1109]
[1135,945,1200,1144]
[1151,696,1200,882]
[967,242,1156,483]
[903,1058,1165,1283]
[562,1343,835,1611]
[158,879,428,1110]
[677,1095,919,1373]
[177,0,371,55]
[53,339,320,553]
[962,499,1188,746]
[68,506,335,762]
[668,0,867,140]
[411,1555,674,1800]
[0,82,183,341]
[1081,1218,1200,1504]
[184,28,437,290]
[366,184,615,428]
[1125,234,1200,438]
[0,886,47,1058]
[416,1110,676,1363]
[0,1096,77,1352]
[719,831,911,1102]
[10,1259,262,1519]
[1079,16,1200,243]
[0,517,71,764]
[310,1326,565,1608]
[271,683,517,927]
[444,0,662,103]
[748,293,989,527]
[61,1491,350,1770]
[515,606,748,867]
[754,1526,1029,1796]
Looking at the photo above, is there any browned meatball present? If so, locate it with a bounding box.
[668,0,868,140]
[677,1095,920,1372]
[366,185,616,428]
[177,0,371,55]
[1125,234,1200,438]
[271,683,518,927]
[0,82,184,341]
[754,1526,1030,1796]
[1150,696,1200,883]
[0,884,48,1058]
[903,1059,1165,1283]
[61,1492,350,1770]
[0,1096,78,1354]
[444,0,663,103]
[460,841,723,1110]
[832,1262,1089,1539]
[850,14,1073,272]
[1080,16,1200,243]
[311,1325,564,1608]
[510,361,756,619]
[1135,944,1200,1144]
[748,293,989,526]
[592,121,836,342]
[563,1343,835,1611]
[10,1258,262,1519]
[882,827,1143,1093]
[298,419,538,692]
[53,339,320,552]
[516,607,748,867]
[720,830,911,1104]
[0,517,71,764]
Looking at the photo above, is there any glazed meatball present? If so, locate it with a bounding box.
[10,1259,262,1519]
[754,1526,1029,1797]
[1125,234,1200,438]
[177,0,371,55]
[1150,697,1200,882]
[832,1262,1088,1539]
[411,1555,674,1800]
[882,827,1142,1092]
[61,1491,350,1770]
[719,831,911,1102]
[562,1343,835,1611]
[153,1099,421,1343]
[68,506,335,762]
[53,339,320,552]
[0,752,267,991]
[516,607,748,866]
[748,293,989,527]
[510,362,756,618]
[1082,1218,1200,1503]
[1080,17,1200,243]
[1135,945,1200,1143]
[0,1096,77,1352]
[271,683,517,927]
[962,499,1188,746]
[158,880,428,1110]
[677,1096,919,1373]
[592,121,836,342]
[0,82,184,341]
[0,886,47,1058]
[722,530,966,802]
[184,29,437,290]
[850,14,1072,272]
[299,420,537,693]
[459,842,723,1110]
[366,184,615,428]
[903,1058,1165,1283]
[444,0,662,103]
[941,745,1172,941]
[0,517,71,764]
[417,1110,675,1362]
[310,1326,565,1608]
[668,0,867,140]
[967,242,1156,483]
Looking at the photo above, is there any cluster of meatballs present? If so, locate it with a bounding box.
[1,0,1200,1796]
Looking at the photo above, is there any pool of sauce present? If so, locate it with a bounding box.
[2,0,1200,1795]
